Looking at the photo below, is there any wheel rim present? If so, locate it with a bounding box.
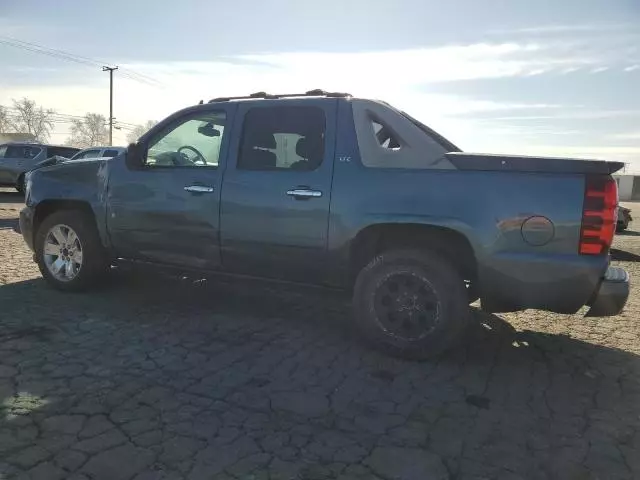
[373,272,441,341]
[43,224,83,282]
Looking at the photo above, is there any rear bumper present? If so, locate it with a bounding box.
[479,253,609,314]
[586,266,629,317]
[19,206,35,251]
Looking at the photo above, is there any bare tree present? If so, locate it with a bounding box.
[126,120,158,143]
[8,98,55,142]
[67,113,109,148]
[0,105,10,133]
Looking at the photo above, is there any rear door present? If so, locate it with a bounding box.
[220,99,337,283]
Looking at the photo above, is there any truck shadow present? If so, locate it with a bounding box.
[0,218,19,231]
[0,191,23,204]
[610,248,640,262]
[617,229,640,237]
[0,276,638,478]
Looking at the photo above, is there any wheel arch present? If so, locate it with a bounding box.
[349,222,478,286]
[33,200,104,248]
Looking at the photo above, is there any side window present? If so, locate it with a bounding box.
[237,106,325,171]
[70,149,99,160]
[372,120,401,150]
[145,110,226,168]
[81,149,101,159]
[102,149,119,158]
[48,147,79,158]
[6,145,41,159]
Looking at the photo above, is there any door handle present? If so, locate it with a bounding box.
[286,188,322,199]
[184,185,214,193]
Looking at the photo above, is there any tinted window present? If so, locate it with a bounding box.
[145,110,225,167]
[48,147,79,158]
[102,149,120,158]
[238,106,325,171]
[1,145,42,159]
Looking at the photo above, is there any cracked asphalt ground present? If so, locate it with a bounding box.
[1,189,639,480]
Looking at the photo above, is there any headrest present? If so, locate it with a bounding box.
[245,130,276,148]
[295,135,323,160]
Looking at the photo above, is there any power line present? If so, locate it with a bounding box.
[4,108,140,129]
[0,35,165,88]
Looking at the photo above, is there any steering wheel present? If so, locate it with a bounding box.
[177,145,207,165]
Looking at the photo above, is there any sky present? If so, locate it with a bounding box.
[1,0,639,170]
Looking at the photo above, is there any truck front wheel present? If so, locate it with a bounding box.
[353,249,469,360]
[35,210,108,291]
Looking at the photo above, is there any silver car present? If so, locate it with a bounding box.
[68,146,126,161]
[0,143,80,193]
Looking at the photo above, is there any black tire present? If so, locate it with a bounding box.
[353,249,469,360]
[35,210,109,291]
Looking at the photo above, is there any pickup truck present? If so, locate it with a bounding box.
[19,90,630,359]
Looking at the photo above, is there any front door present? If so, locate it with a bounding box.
[107,105,233,270]
[220,100,336,283]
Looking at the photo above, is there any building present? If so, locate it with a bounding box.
[614,174,640,201]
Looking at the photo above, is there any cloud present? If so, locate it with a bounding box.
[607,131,640,140]
[490,23,635,35]
[624,65,640,72]
[2,35,638,163]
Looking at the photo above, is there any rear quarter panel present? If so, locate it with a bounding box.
[329,99,606,312]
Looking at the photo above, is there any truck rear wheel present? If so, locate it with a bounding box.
[353,249,469,360]
[35,210,108,291]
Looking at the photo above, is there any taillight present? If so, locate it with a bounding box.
[579,175,618,255]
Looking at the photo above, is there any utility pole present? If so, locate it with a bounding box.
[102,66,118,146]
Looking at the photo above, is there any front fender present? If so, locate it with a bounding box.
[26,159,111,247]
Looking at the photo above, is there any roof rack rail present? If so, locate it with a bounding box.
[208,89,352,103]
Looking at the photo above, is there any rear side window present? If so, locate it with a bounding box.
[372,119,401,150]
[102,149,120,157]
[72,149,101,160]
[1,145,42,159]
[237,106,325,171]
[47,147,79,158]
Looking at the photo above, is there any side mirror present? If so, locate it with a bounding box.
[125,142,144,170]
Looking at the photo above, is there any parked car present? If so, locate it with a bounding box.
[0,143,79,193]
[617,205,633,232]
[69,146,127,160]
[32,146,127,169]
[19,90,630,359]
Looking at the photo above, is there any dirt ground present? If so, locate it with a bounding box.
[1,189,639,480]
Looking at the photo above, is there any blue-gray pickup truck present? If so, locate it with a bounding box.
[19,90,630,359]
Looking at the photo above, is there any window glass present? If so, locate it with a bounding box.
[3,145,42,159]
[102,149,120,158]
[238,106,325,171]
[372,120,401,150]
[0,145,7,158]
[145,111,225,167]
[48,147,79,158]
[70,149,100,160]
